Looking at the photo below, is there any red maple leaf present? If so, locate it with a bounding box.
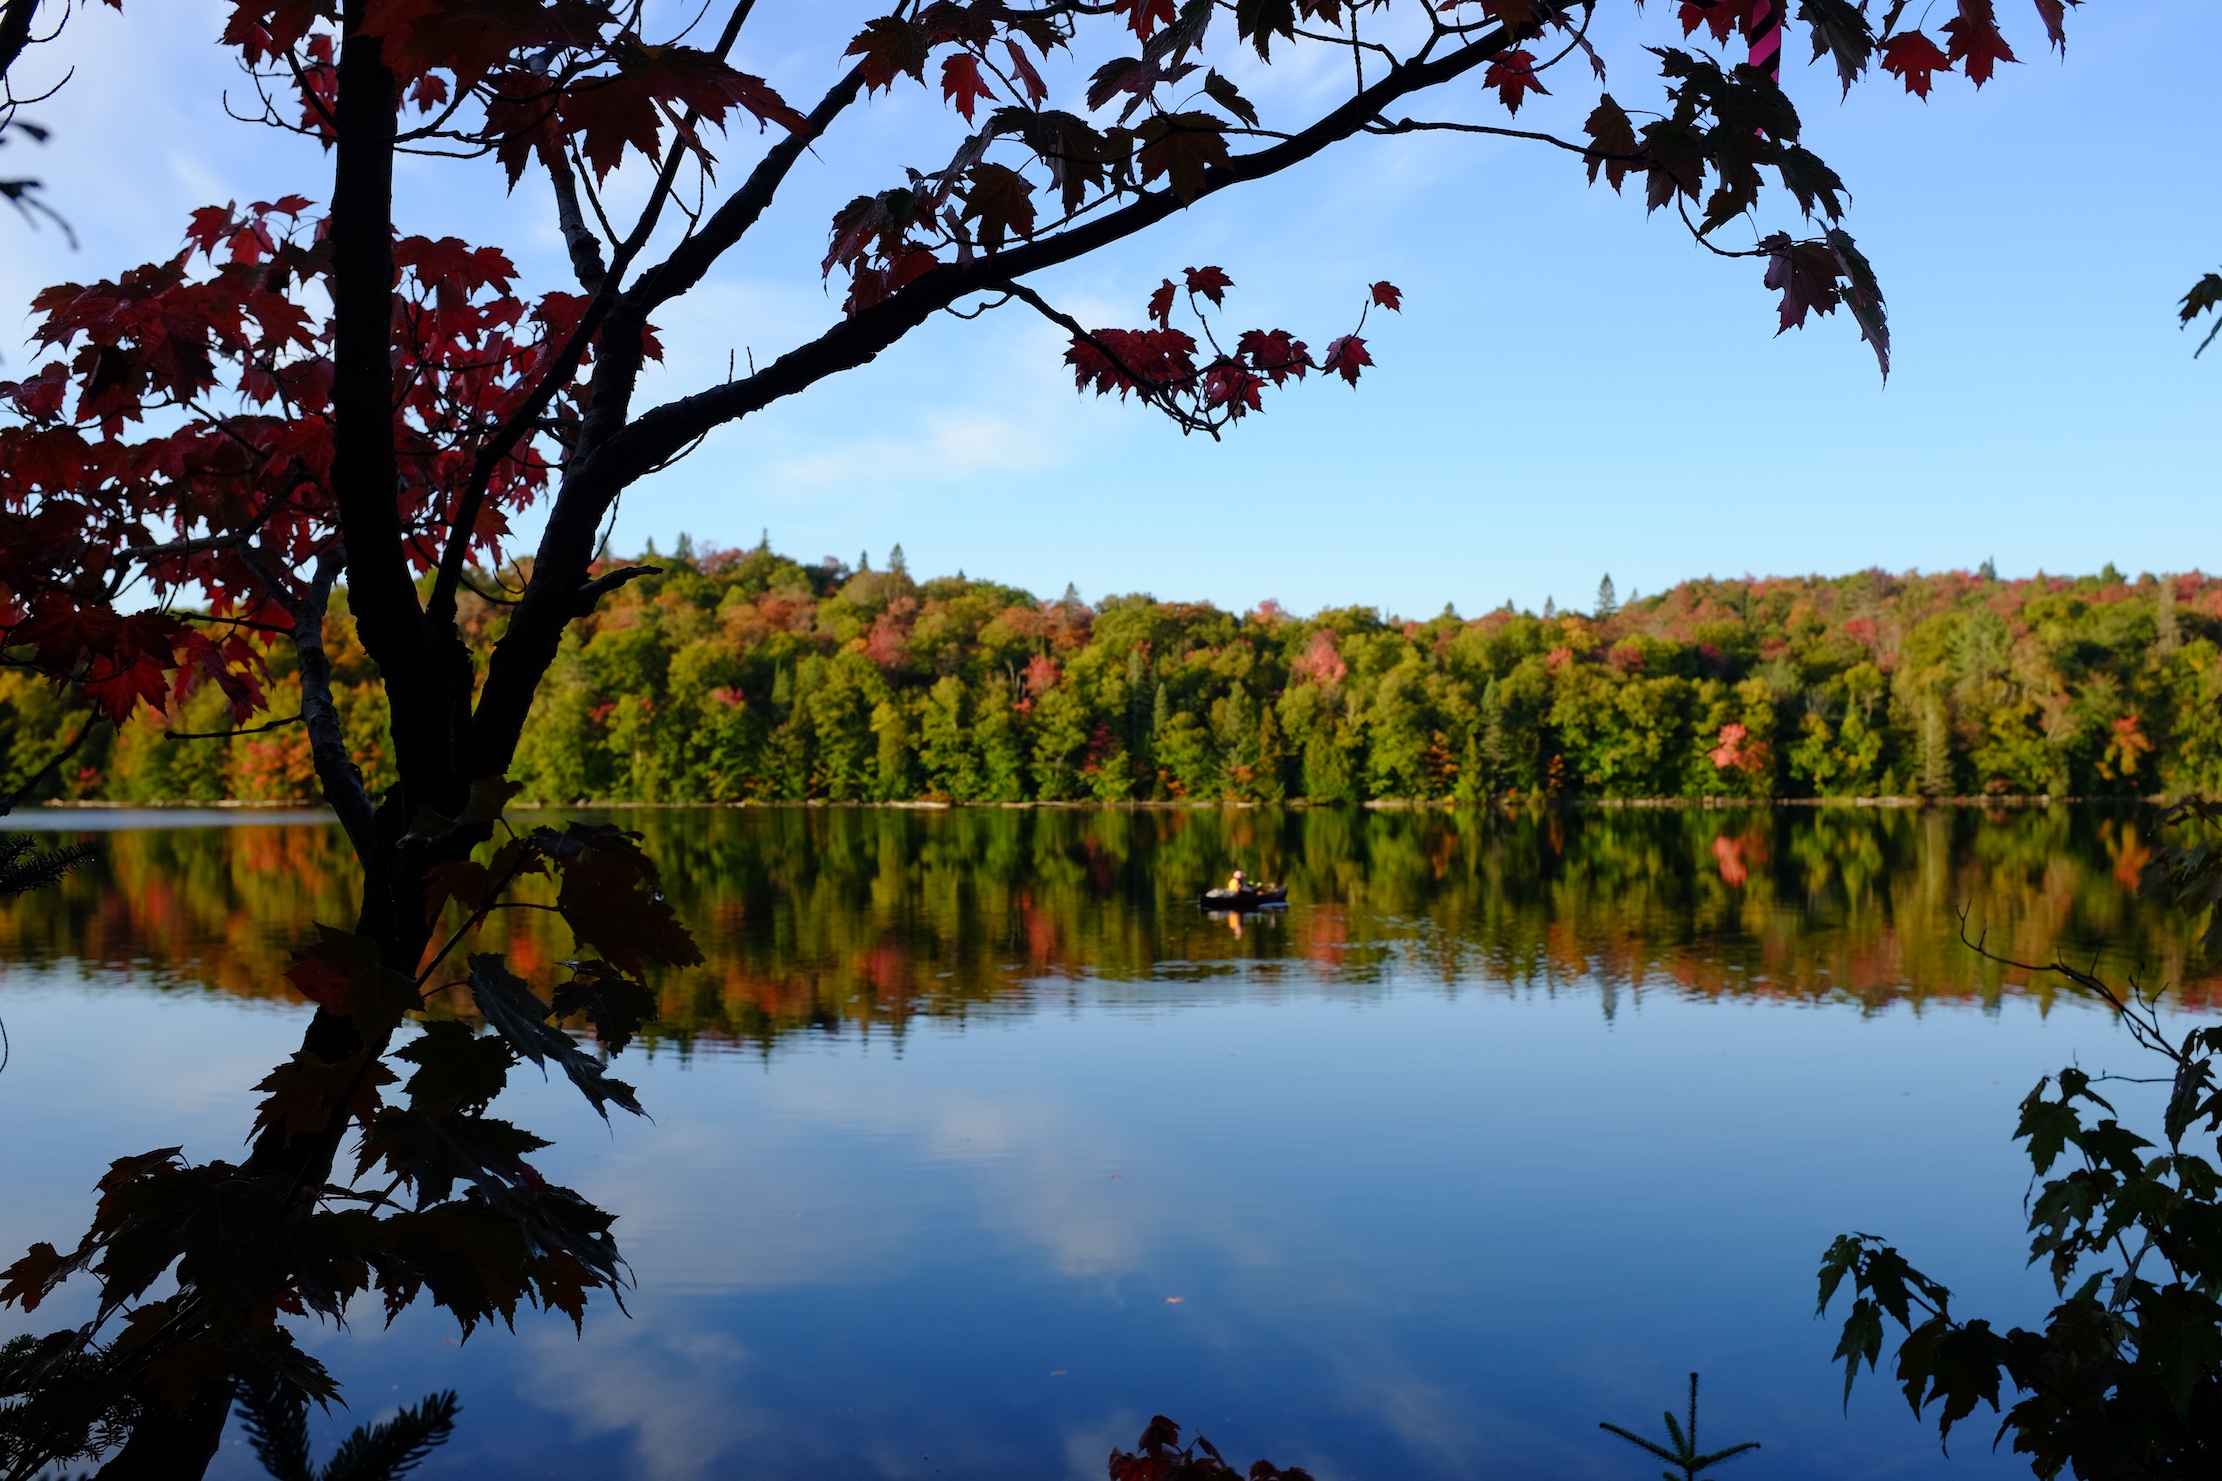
[81,650,174,727]
[1113,0,1178,41]
[2031,0,2068,51]
[1880,30,1952,98]
[1761,233,1842,332]
[1370,281,1402,312]
[1183,266,1233,306]
[1941,0,2016,87]
[1003,39,1049,106]
[845,16,930,93]
[1147,279,1177,329]
[941,53,995,122]
[1483,49,1549,115]
[1677,0,1764,44]
[1322,334,1371,385]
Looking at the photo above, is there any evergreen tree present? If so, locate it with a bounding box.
[888,544,907,576]
[0,836,96,897]
[1216,686,1258,796]
[1255,707,1287,802]
[1596,574,1618,619]
[1125,649,1151,771]
[1543,596,1557,620]
[1977,556,1996,581]
[975,678,1026,801]
[870,699,913,800]
[1481,680,1508,797]
[1921,693,1954,799]
[918,675,978,799]
[673,531,695,566]
[2159,579,2181,654]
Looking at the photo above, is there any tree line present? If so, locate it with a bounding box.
[7,545,2218,808]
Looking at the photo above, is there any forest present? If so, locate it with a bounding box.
[5,544,2218,807]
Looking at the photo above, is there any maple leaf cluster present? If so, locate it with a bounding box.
[1107,1413,1315,1481]
[0,191,647,725]
[221,0,803,183]
[1062,270,1399,435]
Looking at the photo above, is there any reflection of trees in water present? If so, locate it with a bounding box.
[1,805,2207,1043]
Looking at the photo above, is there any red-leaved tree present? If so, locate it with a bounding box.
[0,0,2090,1474]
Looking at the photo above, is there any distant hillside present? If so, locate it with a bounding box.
[7,546,2219,805]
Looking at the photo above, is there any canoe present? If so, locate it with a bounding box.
[1201,884,1287,911]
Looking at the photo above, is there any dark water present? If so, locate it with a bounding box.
[0,804,2202,1479]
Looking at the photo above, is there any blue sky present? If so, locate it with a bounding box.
[4,1,2215,618]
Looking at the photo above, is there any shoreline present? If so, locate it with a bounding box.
[18,793,2167,818]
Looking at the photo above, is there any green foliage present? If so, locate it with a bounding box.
[62,557,2222,807]
[1819,892,2222,1478]
[237,1354,456,1481]
[0,1332,139,1475]
[0,835,94,898]
[1599,1373,1760,1481]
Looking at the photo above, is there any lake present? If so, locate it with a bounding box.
[0,803,2203,1479]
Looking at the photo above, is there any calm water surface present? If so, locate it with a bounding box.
[0,805,2204,1479]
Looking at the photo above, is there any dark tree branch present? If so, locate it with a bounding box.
[330,0,461,824]
[1369,114,1596,156]
[599,10,1539,482]
[0,0,41,85]
[626,64,868,317]
[423,0,807,629]
[544,147,608,292]
[569,562,661,614]
[122,530,252,565]
[239,542,377,862]
[161,712,304,742]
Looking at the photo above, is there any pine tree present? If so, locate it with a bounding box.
[1596,574,1618,619]
[1481,680,1508,795]
[1921,693,1954,799]
[673,531,695,566]
[0,836,96,897]
[1978,556,1996,581]
[1125,649,1150,758]
[1543,596,1557,620]
[888,544,907,576]
[1254,707,1287,802]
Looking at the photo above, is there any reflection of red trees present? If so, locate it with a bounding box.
[8,812,2219,1045]
[1712,835,1748,887]
[1012,890,1059,969]
[1299,905,1348,973]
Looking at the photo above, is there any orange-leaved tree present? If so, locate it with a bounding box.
[0,0,2090,1475]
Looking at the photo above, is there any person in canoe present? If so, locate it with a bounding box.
[1205,871,1287,908]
